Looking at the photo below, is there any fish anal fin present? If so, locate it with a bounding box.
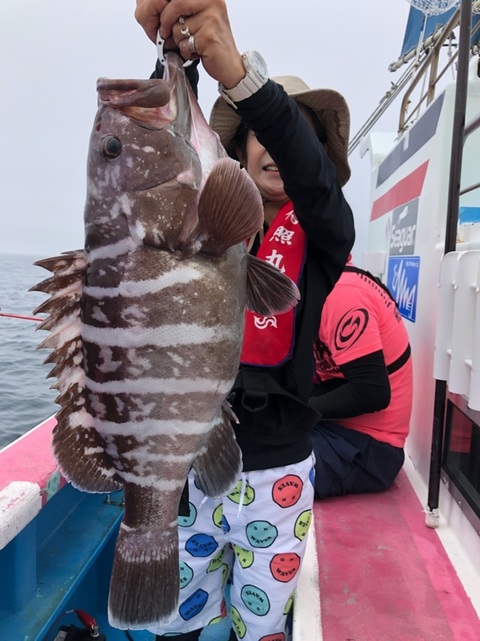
[192,403,242,498]
[196,158,263,255]
[246,254,300,316]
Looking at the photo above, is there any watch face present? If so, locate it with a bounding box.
[249,51,268,80]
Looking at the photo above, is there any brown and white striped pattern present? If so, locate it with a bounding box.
[32,53,265,629]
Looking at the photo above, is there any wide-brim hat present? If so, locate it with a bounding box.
[209,75,351,187]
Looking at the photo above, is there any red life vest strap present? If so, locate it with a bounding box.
[240,201,307,367]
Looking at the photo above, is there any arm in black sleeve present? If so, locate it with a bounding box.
[235,80,355,291]
[309,350,391,418]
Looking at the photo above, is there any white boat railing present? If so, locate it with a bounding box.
[433,251,480,411]
[427,0,480,524]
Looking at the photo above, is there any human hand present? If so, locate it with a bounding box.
[135,0,169,43]
[136,0,246,89]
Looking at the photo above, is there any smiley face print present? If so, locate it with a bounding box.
[272,475,303,508]
[246,520,278,548]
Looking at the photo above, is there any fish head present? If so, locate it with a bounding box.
[85,53,222,254]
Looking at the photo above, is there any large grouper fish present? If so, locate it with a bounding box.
[31,52,299,630]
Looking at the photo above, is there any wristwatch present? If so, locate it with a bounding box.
[219,51,269,108]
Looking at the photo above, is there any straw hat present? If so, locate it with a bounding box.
[209,75,351,187]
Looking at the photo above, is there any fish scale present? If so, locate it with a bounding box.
[31,52,300,630]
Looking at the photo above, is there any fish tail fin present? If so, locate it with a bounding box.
[108,490,180,629]
[32,249,119,493]
[246,254,301,316]
[196,157,264,254]
[192,403,242,497]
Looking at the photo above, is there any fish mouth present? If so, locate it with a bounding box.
[97,78,171,109]
[96,78,174,129]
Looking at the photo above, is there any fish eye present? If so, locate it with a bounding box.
[101,136,122,159]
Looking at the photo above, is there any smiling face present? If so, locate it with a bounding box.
[244,130,288,212]
[240,105,320,224]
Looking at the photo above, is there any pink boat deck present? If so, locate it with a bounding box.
[312,468,480,640]
[1,422,479,639]
[0,417,61,502]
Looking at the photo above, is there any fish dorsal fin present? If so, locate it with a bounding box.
[31,249,120,494]
[246,254,300,316]
[196,158,263,255]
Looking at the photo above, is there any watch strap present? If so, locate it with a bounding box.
[219,52,268,108]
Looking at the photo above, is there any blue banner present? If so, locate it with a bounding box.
[400,6,480,59]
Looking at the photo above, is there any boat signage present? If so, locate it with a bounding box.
[390,199,418,256]
[370,162,428,222]
[387,256,420,322]
[376,94,444,188]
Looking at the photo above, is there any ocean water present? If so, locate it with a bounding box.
[0,253,58,449]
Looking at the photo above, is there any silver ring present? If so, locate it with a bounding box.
[178,16,185,25]
[188,34,197,54]
[180,24,191,38]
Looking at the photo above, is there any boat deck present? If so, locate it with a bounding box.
[1,421,479,640]
[294,460,480,641]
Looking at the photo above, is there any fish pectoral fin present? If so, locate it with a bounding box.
[196,158,264,255]
[192,403,242,498]
[246,254,301,316]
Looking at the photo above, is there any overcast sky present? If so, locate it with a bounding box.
[0,0,411,261]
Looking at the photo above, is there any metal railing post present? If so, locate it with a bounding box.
[426,0,474,526]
